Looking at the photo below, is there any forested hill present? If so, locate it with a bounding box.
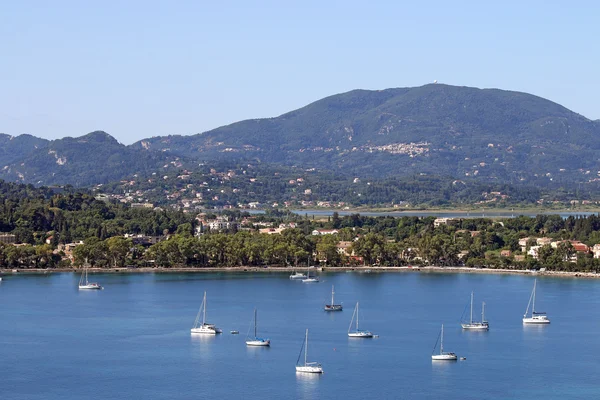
[2,84,600,186]
[0,131,178,186]
[132,84,600,183]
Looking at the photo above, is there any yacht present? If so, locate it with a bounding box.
[289,271,307,280]
[431,324,458,361]
[295,329,323,374]
[461,292,489,330]
[347,302,373,338]
[78,266,103,290]
[245,308,270,346]
[191,291,222,334]
[523,279,550,324]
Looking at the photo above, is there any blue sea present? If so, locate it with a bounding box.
[1,271,599,399]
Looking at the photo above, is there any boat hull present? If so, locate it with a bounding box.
[348,331,373,338]
[302,278,319,283]
[246,339,270,346]
[289,274,306,280]
[79,284,102,290]
[296,365,323,374]
[191,324,222,334]
[324,305,343,311]
[461,323,489,330]
[523,318,550,325]
[432,353,458,361]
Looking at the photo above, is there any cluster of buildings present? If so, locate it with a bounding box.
[518,237,597,262]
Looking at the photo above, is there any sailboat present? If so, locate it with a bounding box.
[289,271,307,280]
[461,291,489,330]
[431,324,458,361]
[295,329,323,374]
[347,302,373,337]
[78,265,102,290]
[191,291,223,334]
[302,264,319,283]
[324,285,343,311]
[523,278,550,324]
[245,308,270,346]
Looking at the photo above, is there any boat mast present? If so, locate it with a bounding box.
[482,302,486,322]
[531,278,537,317]
[203,291,207,325]
[356,302,360,331]
[304,329,308,366]
[470,292,474,323]
[254,308,257,338]
[331,285,335,305]
[440,324,444,354]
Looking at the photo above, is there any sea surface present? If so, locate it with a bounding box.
[1,271,599,400]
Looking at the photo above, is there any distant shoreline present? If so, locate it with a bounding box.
[1,265,598,279]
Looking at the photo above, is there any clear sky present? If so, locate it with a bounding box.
[1,0,598,144]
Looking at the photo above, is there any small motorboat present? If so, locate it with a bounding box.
[230,330,239,334]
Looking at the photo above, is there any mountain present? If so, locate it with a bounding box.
[0,131,177,186]
[0,133,49,166]
[131,84,600,182]
[2,84,600,187]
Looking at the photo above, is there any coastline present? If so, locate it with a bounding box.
[1,265,598,279]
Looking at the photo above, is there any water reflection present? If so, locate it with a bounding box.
[296,370,321,400]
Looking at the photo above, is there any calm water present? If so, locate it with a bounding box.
[1,271,599,399]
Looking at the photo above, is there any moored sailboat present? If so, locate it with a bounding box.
[523,279,550,325]
[245,308,270,346]
[295,329,323,374]
[78,265,102,290]
[461,291,489,330]
[302,265,319,283]
[191,291,222,334]
[347,302,373,338]
[324,285,342,311]
[431,324,457,361]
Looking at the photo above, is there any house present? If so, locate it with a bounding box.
[434,218,456,227]
[336,241,354,256]
[500,250,512,257]
[311,229,339,236]
[0,233,17,244]
[527,246,541,259]
[592,244,600,259]
[536,237,553,246]
[207,216,239,231]
[259,227,284,235]
[518,237,530,252]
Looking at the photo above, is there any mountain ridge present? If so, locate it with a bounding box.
[2,84,600,186]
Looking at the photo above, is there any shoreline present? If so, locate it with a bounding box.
[1,265,598,279]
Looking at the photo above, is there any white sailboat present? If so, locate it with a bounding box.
[295,329,323,374]
[347,302,373,338]
[302,265,319,283]
[78,265,102,290]
[245,308,270,346]
[461,291,489,330]
[431,324,458,361]
[289,271,307,280]
[324,285,342,311]
[191,291,222,334]
[523,278,550,324]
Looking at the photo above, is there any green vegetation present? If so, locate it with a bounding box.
[2,181,600,272]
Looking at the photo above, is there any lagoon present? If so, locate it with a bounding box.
[1,271,599,399]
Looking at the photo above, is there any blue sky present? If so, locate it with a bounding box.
[1,0,598,144]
